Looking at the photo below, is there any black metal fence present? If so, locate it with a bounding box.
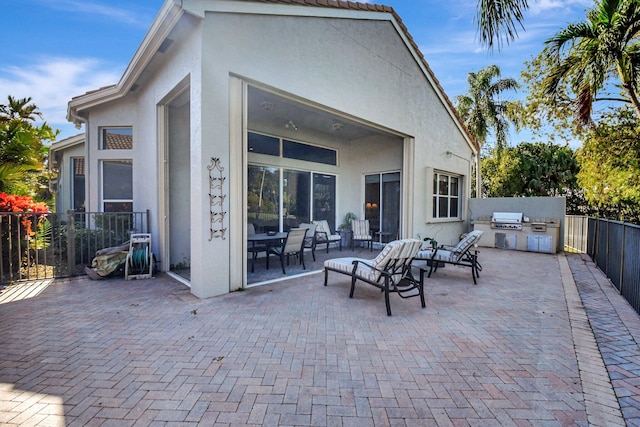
[0,210,149,283]
[587,218,640,314]
[566,216,640,315]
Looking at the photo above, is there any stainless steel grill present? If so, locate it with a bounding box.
[491,212,523,230]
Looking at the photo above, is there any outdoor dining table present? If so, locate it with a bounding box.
[247,232,287,272]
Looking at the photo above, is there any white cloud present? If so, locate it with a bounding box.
[528,0,592,15]
[0,57,122,139]
[40,0,152,27]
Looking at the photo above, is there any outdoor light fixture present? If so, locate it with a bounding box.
[285,120,298,131]
[260,101,274,110]
[332,122,343,131]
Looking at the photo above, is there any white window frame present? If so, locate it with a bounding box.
[101,159,133,212]
[99,126,133,150]
[432,170,461,220]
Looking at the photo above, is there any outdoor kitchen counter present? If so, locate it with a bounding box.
[472,216,561,253]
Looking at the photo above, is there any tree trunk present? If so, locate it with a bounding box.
[623,83,640,121]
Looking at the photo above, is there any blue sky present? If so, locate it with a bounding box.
[0,0,593,144]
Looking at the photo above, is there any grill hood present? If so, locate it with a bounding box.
[491,212,523,223]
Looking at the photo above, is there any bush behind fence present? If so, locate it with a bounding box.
[0,210,149,283]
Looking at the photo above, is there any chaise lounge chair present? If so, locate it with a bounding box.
[415,230,483,284]
[323,239,423,316]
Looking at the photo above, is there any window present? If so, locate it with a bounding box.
[433,172,460,219]
[101,127,133,150]
[247,132,337,166]
[248,165,279,232]
[366,172,400,243]
[313,173,336,226]
[283,170,311,227]
[248,165,337,232]
[248,132,280,156]
[283,140,337,165]
[102,160,133,212]
[72,157,85,211]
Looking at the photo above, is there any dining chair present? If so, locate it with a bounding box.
[312,220,342,253]
[267,227,307,274]
[351,219,373,251]
[299,222,317,261]
[247,222,267,273]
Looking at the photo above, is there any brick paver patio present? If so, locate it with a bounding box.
[0,248,637,425]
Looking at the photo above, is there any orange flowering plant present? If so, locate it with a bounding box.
[0,193,49,213]
[0,192,49,238]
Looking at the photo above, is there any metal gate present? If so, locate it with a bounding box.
[0,210,149,283]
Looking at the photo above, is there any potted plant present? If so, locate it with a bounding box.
[423,237,438,249]
[338,212,357,247]
[423,237,444,268]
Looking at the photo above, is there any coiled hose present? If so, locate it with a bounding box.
[129,247,149,274]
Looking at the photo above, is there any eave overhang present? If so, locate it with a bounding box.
[66,0,478,153]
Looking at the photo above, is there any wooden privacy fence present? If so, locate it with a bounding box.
[0,210,149,283]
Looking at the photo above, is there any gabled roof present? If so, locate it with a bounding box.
[67,0,477,151]
[49,133,84,153]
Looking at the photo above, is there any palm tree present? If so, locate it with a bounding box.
[0,96,57,196]
[542,0,640,125]
[476,0,529,50]
[0,163,38,194]
[0,96,43,123]
[456,65,518,197]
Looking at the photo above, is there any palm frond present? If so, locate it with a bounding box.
[476,0,528,51]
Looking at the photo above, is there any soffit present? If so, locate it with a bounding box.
[248,86,398,141]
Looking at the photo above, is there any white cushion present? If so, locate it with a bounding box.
[415,249,434,259]
[324,257,380,282]
[313,220,341,240]
[325,239,421,283]
[352,220,372,240]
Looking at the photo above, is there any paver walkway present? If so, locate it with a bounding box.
[0,248,637,425]
[568,254,640,426]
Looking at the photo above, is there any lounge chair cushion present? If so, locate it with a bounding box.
[324,239,419,283]
[323,239,424,316]
[351,220,372,240]
[415,231,483,263]
[313,220,341,241]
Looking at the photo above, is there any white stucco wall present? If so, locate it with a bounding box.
[81,14,202,282]
[76,5,474,298]
[202,12,473,252]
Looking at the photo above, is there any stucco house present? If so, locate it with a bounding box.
[59,0,478,298]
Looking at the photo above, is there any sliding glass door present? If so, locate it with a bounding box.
[365,172,400,243]
[283,170,310,229]
[312,174,336,226]
[248,166,279,232]
[248,165,337,232]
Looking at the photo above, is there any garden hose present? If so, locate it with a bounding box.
[129,247,149,274]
